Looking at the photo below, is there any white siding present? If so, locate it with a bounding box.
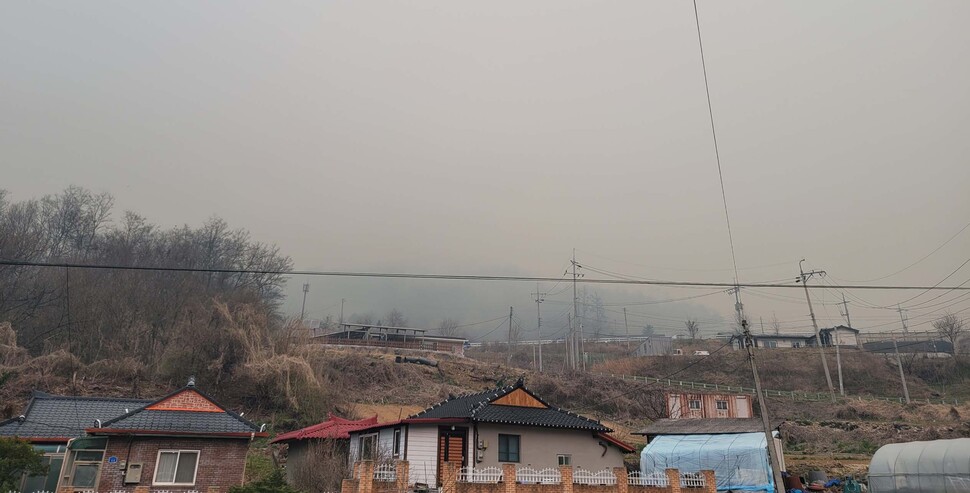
[405,425,439,486]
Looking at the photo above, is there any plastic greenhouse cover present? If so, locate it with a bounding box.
[641,432,773,492]
[869,438,970,493]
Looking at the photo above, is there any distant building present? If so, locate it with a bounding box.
[741,325,860,349]
[316,323,468,356]
[633,336,673,356]
[666,392,753,419]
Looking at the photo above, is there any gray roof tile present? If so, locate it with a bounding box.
[0,392,150,440]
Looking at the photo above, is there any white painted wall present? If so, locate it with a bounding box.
[405,425,438,486]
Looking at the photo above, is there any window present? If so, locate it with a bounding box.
[393,428,402,457]
[153,450,199,486]
[715,400,728,410]
[688,400,701,410]
[498,434,520,463]
[557,454,571,466]
[359,434,378,460]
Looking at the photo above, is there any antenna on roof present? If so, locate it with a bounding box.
[187,375,196,387]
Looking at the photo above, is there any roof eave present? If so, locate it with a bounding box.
[86,428,268,438]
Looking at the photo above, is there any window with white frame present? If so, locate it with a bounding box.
[715,400,728,410]
[393,428,402,457]
[153,450,199,485]
[359,433,378,460]
[688,399,701,410]
[557,454,571,466]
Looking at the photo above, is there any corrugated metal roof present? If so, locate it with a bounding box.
[271,414,379,443]
[635,418,782,436]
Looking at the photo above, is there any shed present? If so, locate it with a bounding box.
[869,438,970,492]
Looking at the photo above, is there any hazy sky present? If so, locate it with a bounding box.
[3,1,969,339]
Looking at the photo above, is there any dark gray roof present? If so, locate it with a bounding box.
[97,409,259,435]
[635,418,783,436]
[0,392,150,440]
[411,382,610,432]
[93,386,260,436]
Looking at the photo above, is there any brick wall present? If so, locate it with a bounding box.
[147,390,223,412]
[96,436,250,493]
[345,461,716,493]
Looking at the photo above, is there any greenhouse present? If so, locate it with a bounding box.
[640,432,775,492]
[869,438,970,492]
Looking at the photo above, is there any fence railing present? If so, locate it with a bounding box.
[516,467,562,484]
[459,466,504,483]
[572,469,616,486]
[679,473,705,488]
[628,471,669,487]
[597,372,958,405]
[374,463,397,482]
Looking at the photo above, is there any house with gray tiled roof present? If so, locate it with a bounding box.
[1,378,266,493]
[345,379,634,488]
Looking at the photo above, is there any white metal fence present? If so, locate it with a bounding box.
[515,467,562,484]
[458,466,504,483]
[572,469,617,486]
[679,473,705,488]
[373,463,397,482]
[628,471,669,487]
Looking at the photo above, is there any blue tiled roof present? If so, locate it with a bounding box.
[0,392,150,440]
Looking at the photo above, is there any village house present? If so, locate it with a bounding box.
[0,378,265,493]
[271,413,379,485]
[742,325,860,349]
[666,392,753,419]
[345,379,634,487]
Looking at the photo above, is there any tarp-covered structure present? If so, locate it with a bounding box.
[641,432,774,492]
[869,438,970,492]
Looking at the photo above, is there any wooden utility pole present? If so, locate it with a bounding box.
[893,334,911,403]
[897,304,909,333]
[742,317,786,493]
[339,298,345,325]
[533,284,545,373]
[623,307,631,349]
[798,260,835,400]
[507,306,514,367]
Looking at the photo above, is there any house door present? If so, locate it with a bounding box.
[436,427,468,486]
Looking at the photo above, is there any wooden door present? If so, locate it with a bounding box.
[436,427,468,486]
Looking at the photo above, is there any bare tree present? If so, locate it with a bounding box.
[933,313,965,355]
[385,308,408,327]
[685,318,700,340]
[770,313,782,335]
[437,318,461,338]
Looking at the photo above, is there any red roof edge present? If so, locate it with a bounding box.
[597,432,636,453]
[270,414,380,444]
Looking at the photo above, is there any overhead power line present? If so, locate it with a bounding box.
[3,260,969,291]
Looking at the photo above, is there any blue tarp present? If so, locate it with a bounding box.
[640,432,774,492]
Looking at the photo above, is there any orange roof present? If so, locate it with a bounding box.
[271,414,379,443]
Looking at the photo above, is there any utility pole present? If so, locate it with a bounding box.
[760,317,765,335]
[740,313,786,493]
[566,313,574,370]
[300,281,310,321]
[893,334,911,404]
[339,298,346,325]
[797,260,835,400]
[623,307,631,349]
[838,294,852,329]
[897,305,909,333]
[571,250,584,371]
[507,306,514,367]
[533,284,545,373]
